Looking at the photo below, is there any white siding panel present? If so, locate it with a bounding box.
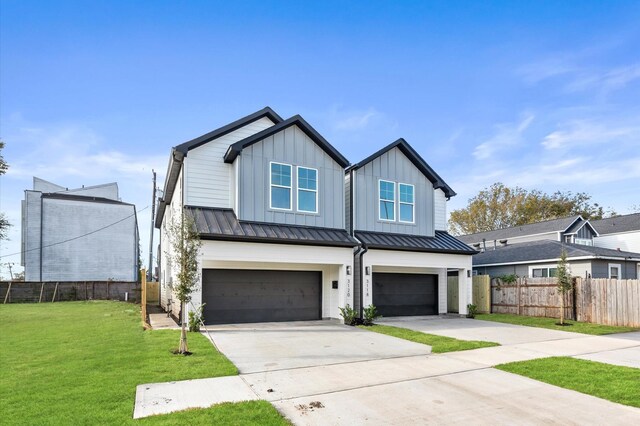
[594,232,640,253]
[184,117,275,208]
[434,188,447,231]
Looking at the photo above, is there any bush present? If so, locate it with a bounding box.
[362,304,380,326]
[466,303,478,319]
[339,304,358,326]
[188,303,206,332]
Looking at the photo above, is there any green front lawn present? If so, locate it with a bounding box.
[0,301,288,425]
[358,324,499,353]
[475,313,638,335]
[497,357,640,408]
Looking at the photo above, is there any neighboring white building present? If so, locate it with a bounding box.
[592,213,640,254]
[21,177,139,282]
[156,107,475,325]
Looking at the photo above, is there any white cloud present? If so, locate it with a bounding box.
[541,119,640,150]
[565,63,640,94]
[473,113,534,160]
[518,58,576,84]
[327,106,397,132]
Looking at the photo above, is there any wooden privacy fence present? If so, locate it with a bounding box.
[491,277,574,320]
[490,277,640,327]
[446,275,490,314]
[472,275,491,314]
[0,281,140,304]
[145,281,160,304]
[576,279,640,327]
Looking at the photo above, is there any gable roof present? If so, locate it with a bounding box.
[591,213,640,235]
[223,115,350,167]
[175,107,283,154]
[347,138,456,198]
[155,107,283,228]
[564,219,599,236]
[457,215,583,244]
[473,239,640,266]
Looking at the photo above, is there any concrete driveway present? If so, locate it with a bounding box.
[201,318,640,425]
[204,320,431,373]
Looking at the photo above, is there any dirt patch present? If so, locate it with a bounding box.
[295,401,325,414]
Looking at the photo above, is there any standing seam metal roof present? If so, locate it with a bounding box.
[187,207,358,247]
[355,230,477,254]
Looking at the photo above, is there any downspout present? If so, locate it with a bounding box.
[348,168,367,319]
[357,241,368,319]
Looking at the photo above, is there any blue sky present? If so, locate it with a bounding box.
[1,1,639,278]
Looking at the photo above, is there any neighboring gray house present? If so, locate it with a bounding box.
[458,214,640,279]
[21,177,139,282]
[591,213,640,254]
[156,107,475,325]
[472,240,640,280]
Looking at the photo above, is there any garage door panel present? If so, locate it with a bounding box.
[373,273,438,317]
[202,269,322,324]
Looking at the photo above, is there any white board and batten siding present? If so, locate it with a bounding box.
[183,117,275,208]
[434,188,447,231]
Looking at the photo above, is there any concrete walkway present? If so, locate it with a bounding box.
[133,319,640,423]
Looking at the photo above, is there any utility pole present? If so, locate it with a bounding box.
[148,170,156,281]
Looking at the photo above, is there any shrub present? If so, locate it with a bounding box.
[466,303,478,319]
[188,303,206,332]
[362,304,381,326]
[339,304,358,326]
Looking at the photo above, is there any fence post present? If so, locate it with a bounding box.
[3,282,11,304]
[141,269,147,327]
[516,278,521,315]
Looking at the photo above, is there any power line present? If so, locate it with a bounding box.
[0,205,149,260]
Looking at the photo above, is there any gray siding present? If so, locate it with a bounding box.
[474,264,528,277]
[354,147,434,236]
[591,259,638,279]
[40,198,138,281]
[577,225,595,240]
[238,125,345,229]
[345,173,351,233]
[23,191,42,281]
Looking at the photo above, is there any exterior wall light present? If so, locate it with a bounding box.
[467,270,471,278]
[365,266,371,275]
[346,266,352,275]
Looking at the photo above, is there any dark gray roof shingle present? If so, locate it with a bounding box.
[473,240,640,266]
[457,215,582,244]
[591,213,640,235]
[355,230,477,254]
[187,207,358,247]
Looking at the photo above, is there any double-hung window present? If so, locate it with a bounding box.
[399,183,414,223]
[270,162,292,210]
[608,264,621,279]
[379,180,395,221]
[297,167,318,213]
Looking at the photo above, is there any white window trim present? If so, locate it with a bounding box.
[528,264,559,278]
[297,166,318,214]
[378,179,396,222]
[608,263,622,279]
[398,182,415,224]
[269,161,292,211]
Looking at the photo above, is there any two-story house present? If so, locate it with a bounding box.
[458,215,640,279]
[156,108,475,325]
[346,139,477,318]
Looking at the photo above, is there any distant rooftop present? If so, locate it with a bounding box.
[457,215,582,244]
[591,213,640,235]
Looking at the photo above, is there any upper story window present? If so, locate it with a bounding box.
[399,183,414,223]
[379,180,395,221]
[270,162,292,210]
[297,167,318,213]
[531,267,557,278]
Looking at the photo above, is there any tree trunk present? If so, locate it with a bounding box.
[559,292,565,325]
[179,300,188,353]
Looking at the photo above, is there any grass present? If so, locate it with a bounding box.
[0,301,289,425]
[475,313,638,335]
[358,324,499,353]
[497,357,640,408]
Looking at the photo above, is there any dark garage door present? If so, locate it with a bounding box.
[202,269,322,325]
[372,273,438,317]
